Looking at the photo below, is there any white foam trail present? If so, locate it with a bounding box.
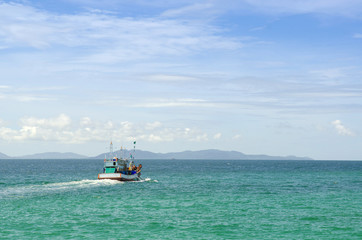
[49,179,120,188]
[0,177,160,199]
[137,177,158,183]
[0,179,121,199]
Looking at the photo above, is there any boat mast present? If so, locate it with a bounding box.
[110,141,113,159]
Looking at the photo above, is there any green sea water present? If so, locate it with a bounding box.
[1,159,361,239]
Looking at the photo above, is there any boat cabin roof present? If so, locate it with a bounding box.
[104,157,129,167]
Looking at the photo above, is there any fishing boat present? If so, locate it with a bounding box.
[98,141,142,181]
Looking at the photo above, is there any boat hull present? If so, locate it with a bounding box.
[98,173,140,181]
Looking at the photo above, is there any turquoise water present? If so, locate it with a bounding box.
[1,159,361,239]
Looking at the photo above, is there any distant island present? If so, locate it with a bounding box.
[0,149,313,160]
[0,152,88,159]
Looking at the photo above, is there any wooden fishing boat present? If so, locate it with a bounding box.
[98,142,142,181]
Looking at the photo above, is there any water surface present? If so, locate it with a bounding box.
[1,159,361,239]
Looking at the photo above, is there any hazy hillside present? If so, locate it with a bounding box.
[0,152,10,159]
[1,149,312,160]
[93,149,313,160]
[13,152,88,159]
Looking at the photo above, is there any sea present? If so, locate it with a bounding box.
[0,159,361,239]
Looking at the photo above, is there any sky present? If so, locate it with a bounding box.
[0,0,362,160]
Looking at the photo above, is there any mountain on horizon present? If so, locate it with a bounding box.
[0,149,313,160]
[93,149,313,160]
[6,152,88,159]
[0,152,10,159]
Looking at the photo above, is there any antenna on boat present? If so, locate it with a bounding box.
[110,141,113,158]
[104,145,108,160]
[132,140,136,160]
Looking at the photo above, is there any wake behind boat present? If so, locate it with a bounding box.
[98,141,142,181]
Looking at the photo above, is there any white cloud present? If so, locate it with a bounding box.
[189,133,208,142]
[144,74,198,82]
[138,134,170,142]
[0,115,209,144]
[0,2,242,62]
[310,68,346,80]
[14,95,56,102]
[20,114,71,129]
[138,126,209,143]
[241,0,362,16]
[182,127,208,142]
[331,120,354,136]
[232,134,241,140]
[213,133,222,139]
[145,121,162,130]
[132,98,211,108]
[0,85,61,103]
[161,3,215,18]
[80,117,92,126]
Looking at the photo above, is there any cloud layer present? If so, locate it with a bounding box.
[242,0,362,16]
[0,2,241,59]
[331,120,354,136]
[1,1,362,159]
[0,114,210,144]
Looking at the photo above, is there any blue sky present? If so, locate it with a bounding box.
[1,0,362,160]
